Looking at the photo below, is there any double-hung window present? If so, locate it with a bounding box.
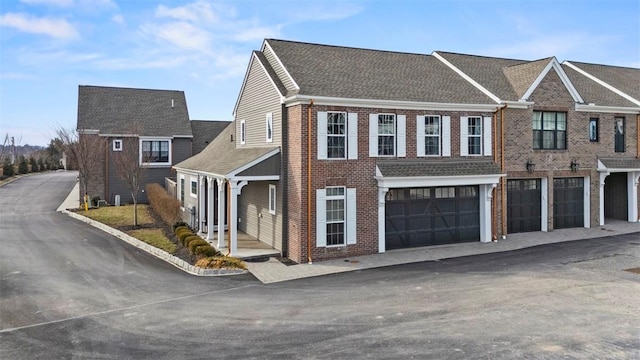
[369,114,406,157]
[533,111,566,150]
[318,111,358,160]
[240,120,246,144]
[268,184,276,215]
[615,117,625,152]
[266,113,273,143]
[179,176,185,207]
[460,116,492,156]
[190,178,197,198]
[417,115,450,157]
[140,139,171,165]
[316,187,357,247]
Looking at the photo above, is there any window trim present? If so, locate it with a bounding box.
[316,187,356,248]
[318,111,358,160]
[589,118,599,142]
[266,113,273,143]
[377,113,396,157]
[112,139,122,151]
[139,137,172,166]
[614,117,625,152]
[268,184,276,215]
[190,177,198,198]
[532,111,567,150]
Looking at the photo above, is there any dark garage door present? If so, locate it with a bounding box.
[507,179,542,233]
[385,186,480,250]
[553,177,584,229]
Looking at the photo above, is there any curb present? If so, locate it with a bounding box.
[61,209,248,277]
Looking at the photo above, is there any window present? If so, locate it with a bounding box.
[240,120,246,144]
[369,114,406,157]
[417,115,450,157]
[140,139,170,164]
[316,187,356,247]
[190,178,197,198]
[180,176,185,207]
[589,118,599,142]
[325,187,345,246]
[460,116,491,156]
[113,139,122,151]
[268,184,276,215]
[266,113,273,143]
[318,111,358,160]
[533,111,566,150]
[467,117,482,155]
[377,114,395,155]
[327,112,346,159]
[615,117,625,152]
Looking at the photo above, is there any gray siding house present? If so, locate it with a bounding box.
[77,85,194,204]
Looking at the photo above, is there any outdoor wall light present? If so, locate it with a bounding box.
[526,159,535,173]
[570,159,580,172]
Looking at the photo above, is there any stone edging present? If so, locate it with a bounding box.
[61,209,248,277]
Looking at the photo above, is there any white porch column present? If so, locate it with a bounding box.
[599,172,608,226]
[229,180,248,256]
[479,184,495,243]
[199,175,206,233]
[377,186,388,253]
[207,176,215,242]
[216,178,226,249]
[628,172,639,222]
[541,177,549,232]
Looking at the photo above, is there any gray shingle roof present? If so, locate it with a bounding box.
[566,62,640,101]
[77,85,192,137]
[562,65,639,107]
[190,120,230,154]
[265,39,497,104]
[599,158,640,170]
[503,58,552,99]
[174,121,278,176]
[377,159,502,178]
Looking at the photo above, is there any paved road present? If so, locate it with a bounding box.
[1,172,639,359]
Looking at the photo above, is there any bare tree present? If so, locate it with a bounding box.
[57,127,106,207]
[112,126,148,226]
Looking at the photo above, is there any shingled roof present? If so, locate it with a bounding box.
[264,39,497,104]
[190,120,230,155]
[174,121,278,176]
[562,65,639,107]
[77,85,192,137]
[566,62,640,101]
[376,159,502,178]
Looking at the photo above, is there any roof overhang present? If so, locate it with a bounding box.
[173,148,281,181]
[285,94,501,113]
[374,161,505,189]
[597,158,640,173]
[521,58,584,103]
[575,104,640,114]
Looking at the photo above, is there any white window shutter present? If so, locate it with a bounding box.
[442,116,451,157]
[460,116,469,156]
[348,113,358,160]
[317,112,327,160]
[346,188,357,245]
[316,189,326,247]
[416,116,425,157]
[397,115,406,157]
[369,114,378,157]
[483,116,492,156]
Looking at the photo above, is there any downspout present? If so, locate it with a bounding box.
[491,112,498,240]
[105,139,109,202]
[500,104,508,238]
[637,114,640,158]
[226,180,231,256]
[281,103,289,258]
[307,100,314,264]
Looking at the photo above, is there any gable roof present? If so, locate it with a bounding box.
[77,85,192,137]
[503,58,554,99]
[190,120,230,154]
[264,39,497,104]
[174,121,278,177]
[563,61,640,107]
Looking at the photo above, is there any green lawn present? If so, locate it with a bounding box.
[81,204,154,227]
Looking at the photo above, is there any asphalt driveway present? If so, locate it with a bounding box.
[1,172,638,359]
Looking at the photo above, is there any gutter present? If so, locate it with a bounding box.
[307,100,314,264]
[500,104,508,238]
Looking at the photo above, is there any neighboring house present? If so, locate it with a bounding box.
[175,39,640,264]
[76,85,194,204]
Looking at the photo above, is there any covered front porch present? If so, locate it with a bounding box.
[203,230,280,260]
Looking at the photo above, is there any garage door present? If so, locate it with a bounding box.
[385,186,479,250]
[507,179,541,233]
[553,177,584,229]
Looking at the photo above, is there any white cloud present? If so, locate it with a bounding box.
[20,0,73,6]
[285,2,364,23]
[155,0,218,24]
[141,21,212,53]
[0,13,79,39]
[111,14,124,24]
[232,24,282,42]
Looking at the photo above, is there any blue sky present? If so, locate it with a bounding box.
[1,0,638,146]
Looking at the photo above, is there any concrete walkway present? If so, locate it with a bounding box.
[58,181,640,284]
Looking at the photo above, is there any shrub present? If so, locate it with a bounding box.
[175,226,190,236]
[17,156,28,174]
[29,157,38,172]
[188,239,209,253]
[183,234,201,247]
[2,158,14,177]
[146,183,180,227]
[195,256,247,270]
[173,221,190,232]
[177,229,194,243]
[195,244,220,258]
